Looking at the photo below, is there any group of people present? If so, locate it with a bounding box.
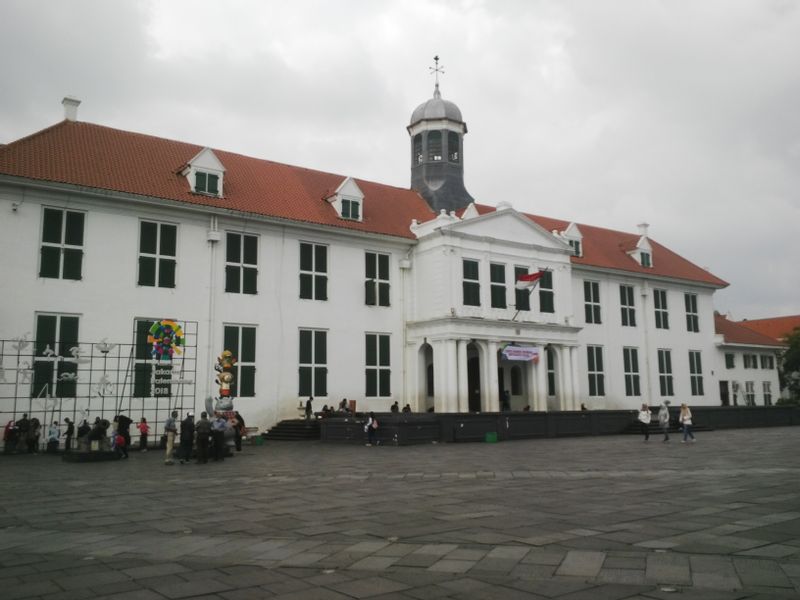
[3,414,42,454]
[162,410,246,465]
[637,401,696,443]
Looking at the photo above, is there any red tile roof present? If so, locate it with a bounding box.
[0,120,435,239]
[737,315,800,342]
[470,204,728,287]
[0,120,728,287]
[714,313,785,347]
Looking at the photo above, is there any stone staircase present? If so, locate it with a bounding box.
[262,419,321,441]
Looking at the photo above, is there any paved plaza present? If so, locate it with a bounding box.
[2,427,800,600]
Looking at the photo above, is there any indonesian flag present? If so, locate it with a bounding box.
[515,270,546,290]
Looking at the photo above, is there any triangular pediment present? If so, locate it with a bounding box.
[443,207,569,250]
[335,176,363,199]
[188,147,225,172]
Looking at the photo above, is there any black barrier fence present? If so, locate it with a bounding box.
[320,406,800,445]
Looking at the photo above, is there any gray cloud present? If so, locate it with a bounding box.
[1,0,797,319]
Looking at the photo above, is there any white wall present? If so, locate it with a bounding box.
[0,183,413,432]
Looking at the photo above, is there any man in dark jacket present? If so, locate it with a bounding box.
[179,412,195,464]
[63,418,75,452]
[116,412,133,448]
[194,412,212,464]
[16,414,30,453]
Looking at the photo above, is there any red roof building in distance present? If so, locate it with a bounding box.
[737,315,800,343]
[714,313,786,348]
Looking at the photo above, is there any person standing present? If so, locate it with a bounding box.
[137,417,150,452]
[658,401,671,443]
[637,404,652,441]
[47,421,60,453]
[27,418,41,454]
[391,401,399,413]
[305,397,313,420]
[114,431,129,459]
[16,414,30,453]
[195,412,212,464]
[63,418,74,452]
[116,412,133,449]
[179,412,195,464]
[679,403,696,443]
[234,411,245,451]
[364,412,379,446]
[3,420,19,454]
[163,410,178,465]
[211,413,227,461]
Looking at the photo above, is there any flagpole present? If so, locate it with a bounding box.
[511,269,549,322]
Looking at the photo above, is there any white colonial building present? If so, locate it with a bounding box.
[0,91,782,432]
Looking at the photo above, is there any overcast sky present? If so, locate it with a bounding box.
[1,0,798,320]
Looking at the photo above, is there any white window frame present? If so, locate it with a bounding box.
[137,220,177,288]
[658,349,674,396]
[620,284,636,327]
[584,281,601,324]
[365,333,391,398]
[299,328,327,397]
[222,324,257,398]
[299,242,328,301]
[365,251,390,307]
[490,263,507,309]
[654,289,669,329]
[689,350,704,396]
[587,345,605,397]
[744,381,755,406]
[685,293,699,332]
[623,347,641,397]
[39,207,85,280]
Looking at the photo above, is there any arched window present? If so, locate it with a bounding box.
[428,131,442,161]
[413,134,423,165]
[448,131,460,162]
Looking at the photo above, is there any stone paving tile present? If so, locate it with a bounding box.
[329,575,411,598]
[349,556,400,571]
[555,550,605,577]
[733,557,794,588]
[4,429,800,599]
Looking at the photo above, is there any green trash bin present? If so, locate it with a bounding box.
[254,435,264,446]
[484,431,498,443]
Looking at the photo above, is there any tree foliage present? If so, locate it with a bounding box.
[780,327,800,401]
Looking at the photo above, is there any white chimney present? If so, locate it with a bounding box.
[637,222,650,237]
[62,96,81,121]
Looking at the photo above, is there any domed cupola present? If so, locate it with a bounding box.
[407,56,474,213]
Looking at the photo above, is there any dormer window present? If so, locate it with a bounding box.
[184,148,225,197]
[640,251,651,268]
[329,177,364,222]
[561,222,583,258]
[195,171,219,195]
[341,198,361,221]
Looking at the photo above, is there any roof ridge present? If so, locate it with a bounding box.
[0,119,70,150]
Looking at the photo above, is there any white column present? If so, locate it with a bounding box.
[570,346,581,411]
[561,345,574,410]
[432,340,447,413]
[526,356,537,411]
[536,345,548,411]
[486,340,500,412]
[457,339,469,412]
[445,339,458,412]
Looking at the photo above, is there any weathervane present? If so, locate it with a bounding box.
[429,55,444,97]
[429,55,445,84]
